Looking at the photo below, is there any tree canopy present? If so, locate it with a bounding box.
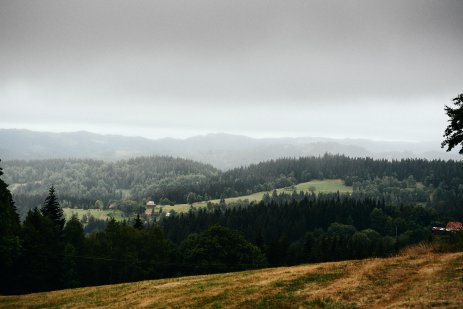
[0,160,21,293]
[442,93,463,154]
[41,185,65,233]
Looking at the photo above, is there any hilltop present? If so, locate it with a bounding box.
[0,129,458,170]
[1,245,462,308]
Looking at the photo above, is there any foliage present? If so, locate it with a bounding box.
[163,191,436,266]
[41,185,65,233]
[442,93,463,154]
[179,225,266,274]
[20,208,64,292]
[1,155,463,295]
[0,161,21,293]
[4,155,463,220]
[133,214,143,229]
[3,156,218,215]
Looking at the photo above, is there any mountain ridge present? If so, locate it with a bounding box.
[0,129,459,169]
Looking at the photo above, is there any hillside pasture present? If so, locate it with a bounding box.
[162,179,352,213]
[1,244,461,308]
[63,179,352,218]
[62,208,125,221]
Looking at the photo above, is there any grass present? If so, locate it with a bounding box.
[2,244,461,308]
[62,208,126,221]
[56,179,351,219]
[163,179,352,213]
[272,272,343,292]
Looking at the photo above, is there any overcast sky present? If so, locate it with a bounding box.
[1,0,462,142]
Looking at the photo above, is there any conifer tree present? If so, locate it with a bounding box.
[0,160,21,293]
[41,185,65,233]
[21,208,63,292]
[63,215,85,288]
[442,93,463,153]
[133,214,143,229]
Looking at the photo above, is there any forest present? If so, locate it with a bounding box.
[1,154,463,294]
[4,154,463,219]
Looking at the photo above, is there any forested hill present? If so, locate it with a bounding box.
[1,155,463,295]
[0,129,459,169]
[3,155,463,218]
[2,156,219,214]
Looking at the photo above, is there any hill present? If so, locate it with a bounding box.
[1,156,219,216]
[163,179,352,213]
[1,245,461,308]
[1,129,459,170]
[4,154,463,219]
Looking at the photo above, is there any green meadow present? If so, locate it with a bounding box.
[62,179,352,218]
[62,208,126,221]
[163,179,352,213]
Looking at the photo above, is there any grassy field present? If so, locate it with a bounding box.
[62,179,351,218]
[62,208,126,221]
[2,244,462,308]
[162,179,352,213]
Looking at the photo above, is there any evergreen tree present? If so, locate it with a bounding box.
[180,225,266,274]
[20,208,63,292]
[17,186,67,293]
[133,214,143,229]
[64,215,85,250]
[63,243,80,288]
[63,215,85,287]
[41,185,65,233]
[0,161,21,294]
[442,93,463,154]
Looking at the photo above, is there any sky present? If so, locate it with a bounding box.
[1,0,463,142]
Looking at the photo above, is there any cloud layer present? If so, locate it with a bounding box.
[1,0,462,141]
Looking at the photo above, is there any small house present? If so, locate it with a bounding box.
[432,221,463,235]
[446,221,463,232]
[144,208,154,217]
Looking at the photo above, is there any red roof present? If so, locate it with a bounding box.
[446,221,463,231]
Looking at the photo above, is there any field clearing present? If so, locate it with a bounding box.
[63,179,352,217]
[2,245,462,308]
[62,208,126,221]
[163,179,352,213]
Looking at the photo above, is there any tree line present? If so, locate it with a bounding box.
[163,191,438,266]
[4,155,463,219]
[1,166,445,294]
[0,163,265,294]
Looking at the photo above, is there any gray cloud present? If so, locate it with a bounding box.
[1,0,462,141]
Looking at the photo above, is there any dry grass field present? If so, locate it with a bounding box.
[1,244,462,308]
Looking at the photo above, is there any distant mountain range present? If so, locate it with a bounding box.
[0,129,460,169]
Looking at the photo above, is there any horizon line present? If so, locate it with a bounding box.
[0,127,441,144]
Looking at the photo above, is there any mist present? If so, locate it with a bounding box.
[1,0,463,141]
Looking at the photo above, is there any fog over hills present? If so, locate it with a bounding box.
[0,129,459,169]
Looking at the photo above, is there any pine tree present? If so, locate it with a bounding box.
[21,208,64,292]
[41,185,65,233]
[442,93,463,154]
[133,214,143,229]
[62,215,85,287]
[64,215,85,249]
[0,161,21,294]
